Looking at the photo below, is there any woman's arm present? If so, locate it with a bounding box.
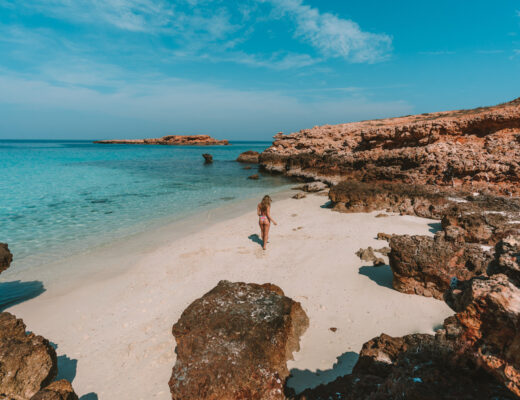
[257,204,261,216]
[267,207,277,225]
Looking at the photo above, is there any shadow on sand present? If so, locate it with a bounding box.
[358,265,393,289]
[248,234,263,247]
[428,222,442,234]
[286,351,359,394]
[79,394,99,400]
[0,280,45,311]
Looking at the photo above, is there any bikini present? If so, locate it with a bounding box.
[259,215,268,223]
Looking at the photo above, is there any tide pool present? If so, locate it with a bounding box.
[0,140,292,271]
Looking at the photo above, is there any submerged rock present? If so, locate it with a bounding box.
[237,150,260,163]
[169,280,309,400]
[248,174,259,180]
[0,242,13,274]
[202,153,213,164]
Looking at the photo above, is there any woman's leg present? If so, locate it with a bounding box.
[264,223,270,248]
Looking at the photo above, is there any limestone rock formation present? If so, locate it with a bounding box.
[31,380,79,400]
[301,182,328,193]
[0,242,13,274]
[292,193,306,199]
[94,135,229,146]
[237,150,260,163]
[0,245,79,400]
[0,312,58,400]
[260,98,520,195]
[488,236,520,285]
[169,280,309,400]
[389,232,493,299]
[355,247,386,266]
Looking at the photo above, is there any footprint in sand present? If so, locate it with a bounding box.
[291,213,297,217]
[292,226,303,231]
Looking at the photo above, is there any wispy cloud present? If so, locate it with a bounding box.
[263,0,392,63]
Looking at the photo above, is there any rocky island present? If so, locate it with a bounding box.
[94,134,229,146]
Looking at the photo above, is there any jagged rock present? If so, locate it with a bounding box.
[374,247,391,256]
[375,213,388,218]
[202,153,213,164]
[0,242,13,274]
[0,312,57,400]
[169,280,309,400]
[488,236,520,285]
[445,273,520,397]
[248,174,259,180]
[31,380,79,400]
[302,182,328,193]
[376,232,393,241]
[292,193,306,199]
[94,135,229,146]
[329,181,455,217]
[260,98,520,196]
[441,204,520,245]
[243,165,253,170]
[237,151,260,163]
[389,233,492,299]
[295,332,515,400]
[356,247,376,262]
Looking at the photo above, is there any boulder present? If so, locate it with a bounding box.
[202,153,213,164]
[302,182,328,193]
[237,151,260,163]
[31,380,79,400]
[0,242,13,274]
[0,312,57,400]
[389,232,492,299]
[488,235,520,286]
[248,174,259,180]
[169,280,308,400]
[292,193,306,199]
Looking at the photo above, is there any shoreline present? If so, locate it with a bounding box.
[1,187,294,297]
[5,192,453,399]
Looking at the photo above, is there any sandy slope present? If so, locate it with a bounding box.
[7,193,452,399]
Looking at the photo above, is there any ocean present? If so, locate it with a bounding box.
[0,140,292,271]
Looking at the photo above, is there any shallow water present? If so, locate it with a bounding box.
[0,140,291,270]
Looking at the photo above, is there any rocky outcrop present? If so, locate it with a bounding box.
[488,236,520,285]
[301,182,328,193]
[389,232,493,299]
[248,174,259,180]
[295,331,516,400]
[355,247,385,266]
[202,153,213,164]
[237,151,260,163]
[0,242,13,274]
[94,135,229,146]
[169,280,308,400]
[445,272,520,397]
[31,380,79,400]
[295,260,520,399]
[260,98,520,195]
[0,246,79,400]
[0,312,57,400]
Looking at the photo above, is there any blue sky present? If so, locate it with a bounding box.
[0,0,519,140]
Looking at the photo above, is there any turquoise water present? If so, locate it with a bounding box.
[0,140,291,269]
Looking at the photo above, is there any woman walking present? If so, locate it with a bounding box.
[257,195,277,250]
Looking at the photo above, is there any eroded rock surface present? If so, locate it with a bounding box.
[0,312,57,400]
[0,242,13,274]
[237,150,260,163]
[169,280,309,400]
[31,380,79,400]
[260,98,520,195]
[94,135,229,146]
[389,232,492,299]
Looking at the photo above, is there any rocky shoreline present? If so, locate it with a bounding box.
[94,134,229,146]
[259,98,520,196]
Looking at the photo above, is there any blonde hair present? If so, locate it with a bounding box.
[259,195,272,212]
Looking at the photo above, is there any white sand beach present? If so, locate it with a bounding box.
[6,192,453,399]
